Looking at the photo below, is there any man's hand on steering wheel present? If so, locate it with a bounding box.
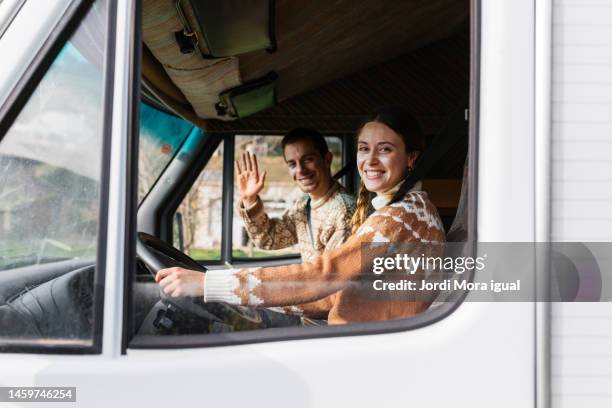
[155,267,205,298]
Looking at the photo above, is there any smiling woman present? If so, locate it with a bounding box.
[358,123,417,193]
[353,107,426,233]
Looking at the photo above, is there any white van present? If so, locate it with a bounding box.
[0,0,610,407]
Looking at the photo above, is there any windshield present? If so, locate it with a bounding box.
[138,102,195,202]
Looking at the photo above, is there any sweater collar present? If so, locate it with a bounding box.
[309,181,341,209]
[371,179,423,210]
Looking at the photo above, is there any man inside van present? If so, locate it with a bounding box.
[235,128,355,319]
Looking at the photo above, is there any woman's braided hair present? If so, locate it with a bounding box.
[351,107,425,234]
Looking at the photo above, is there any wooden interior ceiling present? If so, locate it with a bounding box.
[206,0,470,133]
[208,25,470,134]
[141,0,470,132]
[239,0,469,103]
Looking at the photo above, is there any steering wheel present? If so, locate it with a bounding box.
[137,232,208,274]
[136,232,263,330]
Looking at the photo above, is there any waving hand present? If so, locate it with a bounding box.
[235,151,266,207]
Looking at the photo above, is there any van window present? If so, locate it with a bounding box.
[138,103,194,202]
[174,140,224,260]
[171,134,343,262]
[130,0,473,347]
[0,1,108,347]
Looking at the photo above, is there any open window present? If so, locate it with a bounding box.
[131,0,476,348]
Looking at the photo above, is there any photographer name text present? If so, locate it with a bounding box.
[373,278,521,293]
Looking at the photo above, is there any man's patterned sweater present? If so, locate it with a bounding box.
[238,182,355,262]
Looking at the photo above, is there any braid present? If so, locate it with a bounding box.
[351,181,374,234]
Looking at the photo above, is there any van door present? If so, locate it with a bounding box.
[122,1,537,408]
[0,0,135,401]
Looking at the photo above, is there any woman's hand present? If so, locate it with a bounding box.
[155,267,205,298]
[235,151,266,207]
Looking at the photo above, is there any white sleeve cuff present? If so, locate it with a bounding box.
[204,269,242,304]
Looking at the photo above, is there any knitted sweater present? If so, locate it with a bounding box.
[206,190,446,324]
[238,181,355,318]
[239,182,355,262]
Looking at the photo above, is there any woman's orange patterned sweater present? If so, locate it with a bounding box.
[204,190,446,324]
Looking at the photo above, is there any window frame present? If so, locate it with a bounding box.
[0,0,94,140]
[0,0,26,40]
[0,0,116,354]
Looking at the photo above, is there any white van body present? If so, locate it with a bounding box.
[0,0,610,407]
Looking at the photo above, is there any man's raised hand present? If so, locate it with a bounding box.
[235,151,266,207]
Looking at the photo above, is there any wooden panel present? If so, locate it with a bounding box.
[422,178,462,212]
[208,29,470,134]
[240,0,469,103]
